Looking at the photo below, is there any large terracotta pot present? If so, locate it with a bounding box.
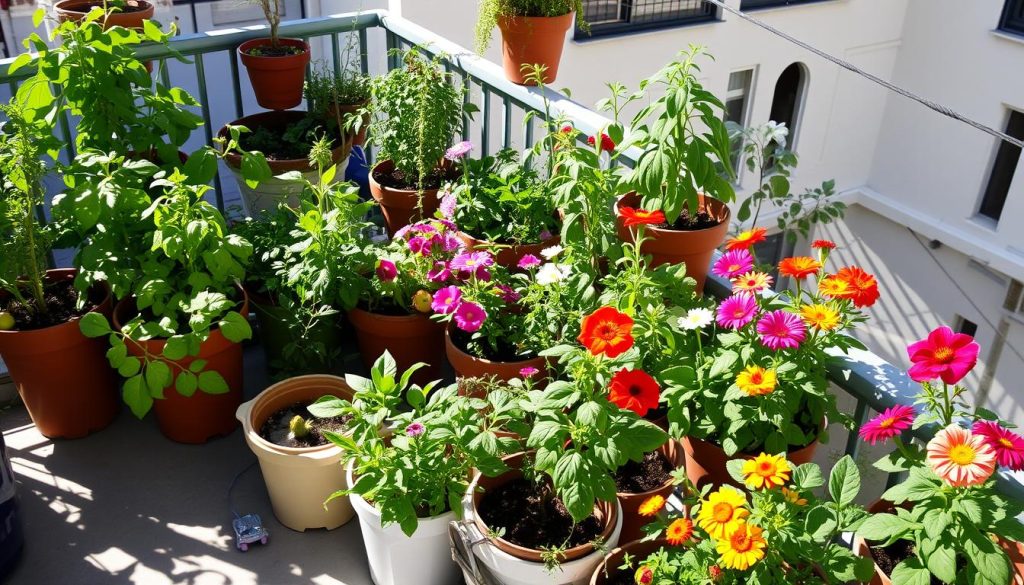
[0,269,118,439]
[617,441,685,544]
[113,291,249,444]
[455,231,561,270]
[238,38,311,111]
[681,429,821,491]
[497,13,574,85]
[444,328,548,385]
[54,0,154,29]
[590,538,670,585]
[347,307,446,387]
[236,375,355,532]
[615,192,730,295]
[369,160,443,237]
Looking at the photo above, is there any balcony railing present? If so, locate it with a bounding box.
[1,8,1021,500]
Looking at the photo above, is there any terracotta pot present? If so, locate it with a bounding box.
[347,307,446,387]
[236,375,355,531]
[617,441,685,544]
[615,192,730,295]
[54,0,154,29]
[327,101,370,147]
[369,160,443,237]
[681,427,821,491]
[238,38,311,111]
[444,328,548,386]
[113,291,249,444]
[590,538,670,585]
[249,290,344,375]
[0,269,118,439]
[455,231,561,270]
[497,13,574,85]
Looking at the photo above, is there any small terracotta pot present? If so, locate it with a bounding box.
[497,13,574,85]
[615,192,730,295]
[236,375,355,531]
[616,441,685,544]
[681,427,821,491]
[0,269,118,439]
[455,231,561,270]
[444,328,548,387]
[238,38,311,111]
[347,307,446,387]
[54,0,154,29]
[369,160,443,237]
[327,101,370,147]
[590,538,670,585]
[113,291,249,444]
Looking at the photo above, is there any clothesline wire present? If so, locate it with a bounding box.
[702,0,1024,149]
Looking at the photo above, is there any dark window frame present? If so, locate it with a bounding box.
[576,0,717,39]
[978,110,1024,223]
[1000,0,1024,36]
[740,0,834,10]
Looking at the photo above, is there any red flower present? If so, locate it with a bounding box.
[725,227,768,251]
[578,306,634,358]
[812,239,837,250]
[608,368,660,417]
[587,133,615,152]
[560,124,573,134]
[832,266,880,308]
[620,206,666,228]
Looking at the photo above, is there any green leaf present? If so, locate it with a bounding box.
[857,513,918,544]
[163,335,190,361]
[891,556,933,585]
[175,372,198,397]
[80,312,112,337]
[106,344,128,368]
[144,361,172,394]
[219,311,251,343]
[828,455,860,507]
[793,463,824,490]
[143,19,164,42]
[963,525,1010,585]
[123,375,153,419]
[118,357,141,378]
[919,536,956,584]
[197,371,230,394]
[709,350,739,378]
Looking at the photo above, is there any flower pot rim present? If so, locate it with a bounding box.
[455,229,561,250]
[616,191,731,236]
[497,11,575,25]
[444,326,540,368]
[218,110,351,172]
[0,269,110,338]
[54,0,154,14]
[241,374,355,457]
[237,37,311,57]
[369,159,453,196]
[615,441,684,499]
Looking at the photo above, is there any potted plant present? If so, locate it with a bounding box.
[664,242,880,489]
[0,103,119,439]
[368,48,472,236]
[53,0,154,30]
[325,352,513,585]
[475,0,585,84]
[305,59,372,147]
[238,0,311,110]
[853,326,1024,584]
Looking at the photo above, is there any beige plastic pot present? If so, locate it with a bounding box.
[236,375,355,532]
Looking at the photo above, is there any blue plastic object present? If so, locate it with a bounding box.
[233,513,269,552]
[0,431,23,577]
[345,145,370,201]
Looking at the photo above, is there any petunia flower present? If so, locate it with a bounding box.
[454,301,487,332]
[716,294,758,330]
[858,405,915,445]
[517,254,542,270]
[713,250,755,280]
[907,326,980,384]
[428,261,451,283]
[375,259,397,282]
[450,251,494,274]
[927,425,996,488]
[607,368,660,417]
[407,236,432,256]
[972,420,1024,471]
[756,310,807,350]
[405,422,425,437]
[495,284,520,303]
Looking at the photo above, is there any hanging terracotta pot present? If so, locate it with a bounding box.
[113,291,249,444]
[497,13,574,85]
[0,269,118,439]
[444,328,548,387]
[238,38,311,111]
[455,231,561,270]
[616,441,685,544]
[589,538,670,585]
[615,192,730,295]
[347,307,446,387]
[54,0,154,29]
[369,160,443,237]
[681,424,822,491]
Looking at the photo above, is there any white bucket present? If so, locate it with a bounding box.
[225,157,350,217]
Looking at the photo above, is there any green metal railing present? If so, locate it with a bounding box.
[1,8,1020,499]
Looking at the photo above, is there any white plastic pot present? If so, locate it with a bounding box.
[226,158,350,217]
[347,461,460,585]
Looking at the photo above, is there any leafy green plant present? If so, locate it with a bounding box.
[475,0,585,52]
[305,62,371,138]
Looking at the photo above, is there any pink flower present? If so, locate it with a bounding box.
[439,190,456,219]
[450,251,494,274]
[474,266,492,281]
[496,284,520,303]
[756,310,807,350]
[927,425,996,488]
[441,233,462,252]
[858,405,915,445]
[517,254,541,270]
[454,301,487,333]
[428,261,451,283]
[431,286,463,315]
[408,236,432,256]
[713,250,755,280]
[716,294,758,330]
[375,259,397,282]
[973,421,1024,471]
[519,367,539,378]
[406,422,425,437]
[445,141,474,161]
[907,326,980,385]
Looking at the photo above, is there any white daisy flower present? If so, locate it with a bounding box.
[677,307,714,330]
[536,263,571,286]
[540,245,564,260]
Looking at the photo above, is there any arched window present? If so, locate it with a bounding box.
[769,63,808,149]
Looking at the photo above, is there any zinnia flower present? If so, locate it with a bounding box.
[831,266,880,308]
[665,518,694,546]
[375,259,397,282]
[519,366,539,378]
[713,250,755,280]
[638,495,666,517]
[454,301,487,333]
[800,303,841,331]
[778,256,822,280]
[608,368,661,417]
[973,421,1024,471]
[620,206,666,228]
[742,453,791,490]
[735,365,776,397]
[405,422,425,437]
[818,275,851,299]
[907,326,980,385]
[635,566,654,585]
[431,286,463,315]
[444,140,473,160]
[717,524,767,571]
[927,425,996,488]
[588,133,615,152]
[756,310,807,350]
[697,487,749,540]
[428,261,451,283]
[732,271,773,293]
[716,294,758,330]
[725,227,768,251]
[578,306,634,358]
[858,405,915,445]
[517,254,541,269]
[540,245,563,259]
[677,307,714,330]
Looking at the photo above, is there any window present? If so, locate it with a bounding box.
[769,63,807,149]
[725,69,754,173]
[578,0,716,38]
[955,315,979,338]
[978,110,1024,222]
[1000,0,1024,36]
[741,0,830,9]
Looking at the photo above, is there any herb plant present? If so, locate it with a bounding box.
[475,0,586,52]
[305,62,371,138]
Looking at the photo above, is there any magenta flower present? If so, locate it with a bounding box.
[375,259,397,282]
[440,233,462,252]
[517,254,542,270]
[973,421,1024,471]
[519,367,539,378]
[496,284,520,303]
[435,218,458,231]
[406,422,425,437]
[454,301,487,332]
[715,294,758,330]
[408,236,433,256]
[440,190,457,219]
[858,405,915,445]
[428,261,451,283]
[756,310,807,350]
[431,286,463,315]
[907,326,980,385]
[474,266,491,281]
[394,224,413,239]
[445,141,474,161]
[451,251,494,274]
[712,250,755,280]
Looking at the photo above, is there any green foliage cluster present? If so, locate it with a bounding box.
[474,0,585,52]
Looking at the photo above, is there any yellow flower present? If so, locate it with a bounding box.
[735,366,777,397]
[818,276,851,299]
[717,524,767,570]
[638,494,666,517]
[800,303,840,331]
[697,487,749,540]
[666,518,694,545]
[782,487,807,506]
[741,453,791,490]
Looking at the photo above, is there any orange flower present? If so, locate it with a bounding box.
[778,256,822,280]
[638,495,666,517]
[818,275,851,298]
[620,206,667,228]
[578,306,635,358]
[725,227,768,251]
[831,266,880,308]
[666,518,694,545]
[608,368,661,417]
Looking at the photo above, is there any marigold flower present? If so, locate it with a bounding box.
[697,487,749,540]
[907,326,979,385]
[620,206,666,228]
[588,132,616,152]
[713,250,755,280]
[831,266,880,308]
[781,487,807,506]
[858,405,915,445]
[735,365,776,397]
[716,294,758,330]
[634,566,654,585]
[454,301,487,333]
[666,518,694,546]
[717,524,767,570]
[732,271,773,293]
[608,368,661,417]
[812,239,837,250]
[742,453,791,490]
[778,256,822,280]
[725,227,768,251]
[800,303,841,331]
[972,421,1024,471]
[375,259,397,282]
[578,306,635,358]
[926,425,997,488]
[756,310,807,351]
[638,494,666,517]
[709,566,723,581]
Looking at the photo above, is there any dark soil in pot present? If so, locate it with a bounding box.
[257,400,351,448]
[372,164,460,191]
[238,117,345,162]
[1,280,99,331]
[479,478,604,551]
[870,542,948,585]
[65,0,148,12]
[666,207,721,231]
[244,45,306,58]
[450,327,533,363]
[613,450,672,493]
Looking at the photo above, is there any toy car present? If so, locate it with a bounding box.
[233,514,269,552]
